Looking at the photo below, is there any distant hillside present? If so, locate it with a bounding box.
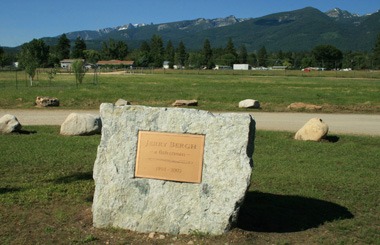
[24,7,380,52]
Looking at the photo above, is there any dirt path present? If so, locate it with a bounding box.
[1,109,379,136]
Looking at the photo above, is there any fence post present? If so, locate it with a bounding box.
[15,70,18,89]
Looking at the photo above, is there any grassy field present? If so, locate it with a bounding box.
[0,126,379,244]
[0,70,379,244]
[0,70,379,113]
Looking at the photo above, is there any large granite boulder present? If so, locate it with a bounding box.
[295,118,329,141]
[60,113,101,136]
[93,104,255,235]
[0,114,22,134]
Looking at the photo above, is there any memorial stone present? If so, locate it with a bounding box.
[92,104,255,235]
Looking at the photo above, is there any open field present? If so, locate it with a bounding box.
[0,127,379,244]
[0,70,379,113]
[1,70,379,244]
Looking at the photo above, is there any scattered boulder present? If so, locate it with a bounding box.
[172,99,198,106]
[239,99,260,109]
[115,98,131,106]
[60,113,102,136]
[295,118,329,141]
[35,96,60,107]
[288,102,322,111]
[0,114,22,134]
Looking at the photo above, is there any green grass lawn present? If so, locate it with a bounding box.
[0,126,379,244]
[0,70,379,113]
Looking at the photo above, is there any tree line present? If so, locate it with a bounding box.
[1,33,380,73]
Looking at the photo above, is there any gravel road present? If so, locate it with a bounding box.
[1,109,379,136]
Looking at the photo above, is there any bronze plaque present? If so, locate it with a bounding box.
[135,131,205,183]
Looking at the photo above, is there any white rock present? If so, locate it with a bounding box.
[0,114,22,134]
[60,113,101,136]
[172,100,198,106]
[115,98,131,106]
[92,104,255,235]
[295,118,329,141]
[239,99,260,109]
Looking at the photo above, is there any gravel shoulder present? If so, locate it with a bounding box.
[1,109,379,136]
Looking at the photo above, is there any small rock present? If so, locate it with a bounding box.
[239,99,260,109]
[295,118,329,141]
[35,96,59,107]
[115,98,131,106]
[0,114,22,134]
[158,234,165,239]
[288,102,322,111]
[172,100,198,106]
[187,241,194,245]
[148,232,155,239]
[60,113,102,136]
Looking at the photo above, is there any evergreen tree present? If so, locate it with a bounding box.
[0,49,14,67]
[165,40,175,67]
[176,41,187,67]
[202,39,213,68]
[0,47,3,58]
[224,38,237,65]
[140,40,150,53]
[0,47,4,67]
[56,34,71,60]
[150,35,164,67]
[136,40,151,67]
[238,44,248,63]
[257,46,268,67]
[102,39,128,60]
[225,38,237,57]
[373,33,380,68]
[71,37,86,59]
[247,53,257,66]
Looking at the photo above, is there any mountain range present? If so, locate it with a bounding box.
[32,7,380,52]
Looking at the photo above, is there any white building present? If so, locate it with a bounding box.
[60,59,84,69]
[233,64,250,70]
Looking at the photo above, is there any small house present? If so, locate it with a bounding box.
[60,59,84,69]
[233,64,250,70]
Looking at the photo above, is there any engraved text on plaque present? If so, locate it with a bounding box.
[135,131,205,183]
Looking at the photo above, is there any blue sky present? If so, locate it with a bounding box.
[1,0,379,47]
